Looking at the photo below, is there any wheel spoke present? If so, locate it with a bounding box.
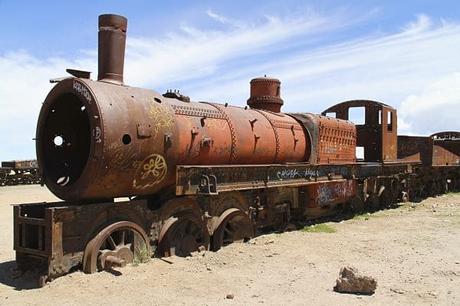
[185,221,193,234]
[224,227,233,236]
[227,222,236,233]
[107,235,117,249]
[190,225,200,237]
[120,230,126,246]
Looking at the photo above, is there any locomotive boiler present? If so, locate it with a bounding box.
[37,14,355,201]
[12,14,459,287]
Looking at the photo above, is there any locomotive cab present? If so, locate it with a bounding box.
[322,100,397,162]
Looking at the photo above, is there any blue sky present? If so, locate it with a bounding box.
[1,0,460,160]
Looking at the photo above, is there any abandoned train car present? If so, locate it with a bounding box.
[12,14,460,286]
[0,160,40,186]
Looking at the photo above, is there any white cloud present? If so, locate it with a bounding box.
[1,11,460,160]
[182,15,460,136]
[0,50,95,160]
[206,10,229,25]
[399,73,460,135]
[403,14,432,33]
[124,11,336,87]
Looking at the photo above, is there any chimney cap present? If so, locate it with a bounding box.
[250,76,280,83]
[98,14,127,32]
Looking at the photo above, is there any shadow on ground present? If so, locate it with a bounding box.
[0,260,42,290]
[294,202,406,230]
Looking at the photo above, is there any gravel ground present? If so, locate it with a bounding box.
[0,185,459,305]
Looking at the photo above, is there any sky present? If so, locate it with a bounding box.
[1,0,460,160]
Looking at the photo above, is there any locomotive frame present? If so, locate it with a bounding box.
[11,14,460,286]
[13,96,459,286]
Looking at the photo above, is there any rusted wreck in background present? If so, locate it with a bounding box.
[0,160,41,186]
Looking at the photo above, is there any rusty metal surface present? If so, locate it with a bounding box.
[322,100,397,162]
[289,113,356,164]
[431,131,460,140]
[315,115,356,164]
[1,159,38,169]
[397,136,433,165]
[14,14,460,287]
[304,180,356,207]
[211,208,253,251]
[14,198,156,281]
[98,14,127,84]
[176,162,413,195]
[247,77,283,113]
[37,76,311,200]
[35,13,376,201]
[0,160,40,186]
[398,132,460,166]
[431,131,460,166]
[36,14,312,201]
[82,221,150,273]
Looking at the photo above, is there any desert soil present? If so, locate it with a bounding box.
[0,185,459,306]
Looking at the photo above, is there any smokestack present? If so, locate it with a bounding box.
[98,14,127,84]
[247,76,284,113]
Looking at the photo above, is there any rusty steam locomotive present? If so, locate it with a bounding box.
[13,14,460,286]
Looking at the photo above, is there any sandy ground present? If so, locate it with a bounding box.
[0,185,459,306]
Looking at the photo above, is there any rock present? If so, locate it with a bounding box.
[333,266,377,295]
[427,291,438,297]
[226,293,234,299]
[390,288,405,294]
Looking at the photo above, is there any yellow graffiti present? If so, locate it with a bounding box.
[108,142,137,170]
[141,155,166,179]
[133,154,168,189]
[148,104,174,137]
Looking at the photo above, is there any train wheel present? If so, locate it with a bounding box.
[379,188,393,209]
[367,194,380,211]
[157,212,209,257]
[83,221,150,274]
[211,208,253,251]
[348,196,364,213]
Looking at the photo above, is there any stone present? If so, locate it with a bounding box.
[226,293,234,299]
[333,266,377,295]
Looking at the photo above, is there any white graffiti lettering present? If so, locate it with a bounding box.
[73,81,92,103]
[303,169,318,177]
[276,168,319,180]
[94,126,102,143]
